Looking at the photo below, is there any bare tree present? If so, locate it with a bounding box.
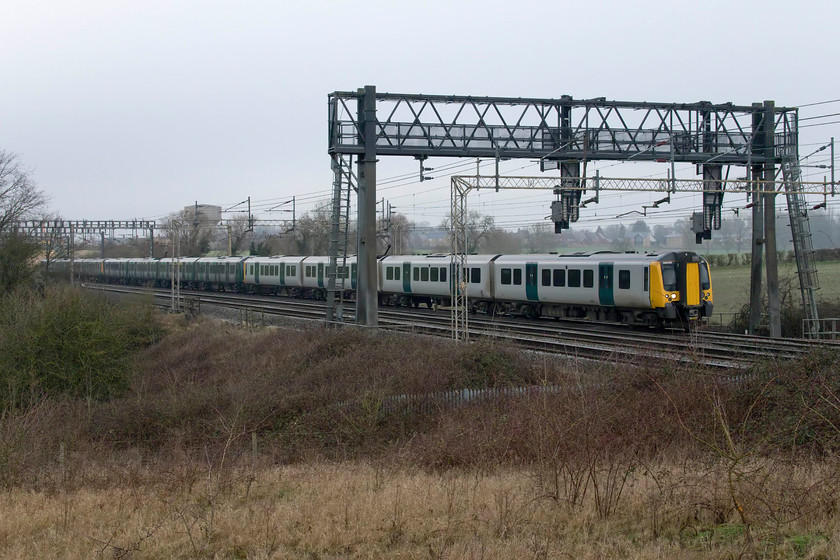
[224,213,252,255]
[293,202,333,255]
[519,223,553,253]
[0,150,47,232]
[37,215,69,278]
[159,210,213,257]
[441,211,496,253]
[386,213,413,255]
[0,150,48,292]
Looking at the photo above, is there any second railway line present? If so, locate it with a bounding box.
[84,283,835,371]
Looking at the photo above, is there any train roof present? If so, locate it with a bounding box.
[379,254,500,265]
[492,251,703,264]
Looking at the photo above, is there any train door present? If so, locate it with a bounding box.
[279,262,286,286]
[403,262,412,293]
[254,263,260,285]
[525,263,539,301]
[598,263,615,306]
[317,262,325,288]
[685,262,701,306]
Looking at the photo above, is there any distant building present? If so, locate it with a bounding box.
[664,233,684,249]
[183,204,222,226]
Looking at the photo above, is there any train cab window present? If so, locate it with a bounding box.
[700,262,711,290]
[568,269,581,288]
[430,267,439,282]
[421,267,429,282]
[583,270,594,288]
[501,268,512,285]
[413,267,420,282]
[644,267,649,292]
[541,269,551,287]
[661,263,678,291]
[386,267,394,281]
[469,267,480,283]
[394,267,401,281]
[618,270,631,290]
[513,268,522,286]
[440,267,447,282]
[553,269,565,287]
[249,264,254,275]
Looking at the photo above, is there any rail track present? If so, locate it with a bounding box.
[84,283,838,370]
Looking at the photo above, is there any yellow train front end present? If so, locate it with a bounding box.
[649,252,713,330]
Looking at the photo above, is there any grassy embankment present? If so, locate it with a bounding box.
[1,286,840,558]
[708,260,840,320]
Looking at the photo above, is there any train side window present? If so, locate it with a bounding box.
[430,267,439,282]
[513,268,522,285]
[501,268,512,285]
[249,264,254,275]
[470,267,480,283]
[644,267,649,291]
[395,267,401,281]
[541,269,551,286]
[618,270,631,290]
[386,267,394,281]
[553,269,565,287]
[413,267,420,282]
[421,267,429,281]
[583,269,594,288]
[568,269,581,287]
[440,267,447,282]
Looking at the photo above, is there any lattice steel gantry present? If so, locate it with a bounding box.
[328,87,827,337]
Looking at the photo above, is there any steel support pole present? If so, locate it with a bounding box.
[69,223,75,285]
[356,85,378,327]
[763,101,781,337]
[748,103,765,334]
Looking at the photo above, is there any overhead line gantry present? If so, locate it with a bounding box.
[327,86,826,337]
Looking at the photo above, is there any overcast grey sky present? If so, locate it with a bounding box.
[2,0,838,233]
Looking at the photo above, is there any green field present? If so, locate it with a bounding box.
[710,260,840,319]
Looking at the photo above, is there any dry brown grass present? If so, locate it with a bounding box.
[3,317,840,557]
[1,460,837,559]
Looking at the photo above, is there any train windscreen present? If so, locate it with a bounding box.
[661,262,678,291]
[699,262,711,290]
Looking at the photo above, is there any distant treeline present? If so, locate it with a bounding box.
[704,248,840,267]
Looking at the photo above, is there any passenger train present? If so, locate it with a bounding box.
[60,251,713,329]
